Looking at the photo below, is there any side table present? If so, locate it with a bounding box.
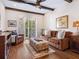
[70,35,79,53]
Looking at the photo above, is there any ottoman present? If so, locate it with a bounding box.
[30,37,49,52]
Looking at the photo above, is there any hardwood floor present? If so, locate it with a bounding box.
[8,42,79,59]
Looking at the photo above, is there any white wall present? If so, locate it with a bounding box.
[5,9,44,36]
[0,0,44,36]
[44,0,79,32]
[2,0,79,33]
[0,1,6,31]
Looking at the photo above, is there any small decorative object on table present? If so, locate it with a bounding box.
[34,38,42,41]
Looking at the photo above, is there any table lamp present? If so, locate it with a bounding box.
[73,21,79,35]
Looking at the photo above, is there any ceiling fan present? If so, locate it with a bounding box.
[65,0,73,3]
[22,0,46,8]
[35,0,46,8]
[10,0,54,11]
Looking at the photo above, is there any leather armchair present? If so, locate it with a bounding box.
[15,34,24,45]
[11,34,24,45]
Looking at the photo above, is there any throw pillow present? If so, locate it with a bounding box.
[57,30,65,39]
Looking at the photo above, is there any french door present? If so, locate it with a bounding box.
[25,19,36,38]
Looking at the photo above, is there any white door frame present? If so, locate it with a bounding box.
[24,16,37,40]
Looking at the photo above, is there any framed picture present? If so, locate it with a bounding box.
[56,15,68,28]
[8,20,17,27]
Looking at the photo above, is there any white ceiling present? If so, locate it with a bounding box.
[23,0,66,8]
[1,0,69,14]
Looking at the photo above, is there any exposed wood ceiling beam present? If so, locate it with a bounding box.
[5,7,44,15]
[10,0,55,11]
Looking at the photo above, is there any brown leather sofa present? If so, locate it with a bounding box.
[49,31,72,50]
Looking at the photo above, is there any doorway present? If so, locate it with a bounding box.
[24,17,37,39]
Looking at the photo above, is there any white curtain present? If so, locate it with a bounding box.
[17,17,24,34]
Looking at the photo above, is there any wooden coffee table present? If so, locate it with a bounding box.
[30,37,49,52]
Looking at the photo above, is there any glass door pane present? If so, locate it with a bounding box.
[29,20,31,38]
[25,20,28,37]
[30,20,36,37]
[25,20,36,38]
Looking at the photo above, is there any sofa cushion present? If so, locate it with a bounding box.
[50,31,58,37]
[57,30,65,39]
[64,32,72,38]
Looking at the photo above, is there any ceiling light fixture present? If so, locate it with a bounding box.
[35,0,46,8]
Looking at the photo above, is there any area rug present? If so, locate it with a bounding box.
[25,42,55,59]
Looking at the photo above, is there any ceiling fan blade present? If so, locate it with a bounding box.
[37,0,46,2]
[41,6,54,11]
[40,0,46,2]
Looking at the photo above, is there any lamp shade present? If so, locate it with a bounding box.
[73,21,79,27]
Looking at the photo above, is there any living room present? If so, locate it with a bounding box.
[0,0,79,59]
